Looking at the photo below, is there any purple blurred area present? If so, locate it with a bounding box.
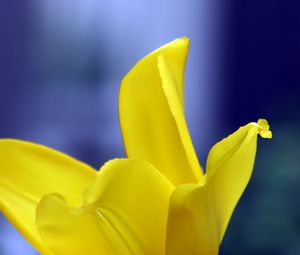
[0,1,300,255]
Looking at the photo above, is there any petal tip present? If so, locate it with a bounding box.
[257,119,272,139]
[180,36,190,43]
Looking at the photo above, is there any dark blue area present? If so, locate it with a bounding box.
[0,1,30,136]
[221,1,300,254]
[225,0,300,126]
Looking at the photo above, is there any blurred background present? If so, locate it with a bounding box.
[0,1,299,254]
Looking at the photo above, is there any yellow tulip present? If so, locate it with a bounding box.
[0,38,271,255]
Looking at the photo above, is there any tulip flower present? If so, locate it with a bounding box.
[0,37,271,255]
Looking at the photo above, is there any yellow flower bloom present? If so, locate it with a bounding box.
[0,38,271,255]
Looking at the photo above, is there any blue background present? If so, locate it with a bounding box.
[0,1,299,254]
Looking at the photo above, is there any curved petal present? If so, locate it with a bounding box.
[36,158,175,255]
[166,120,272,255]
[166,183,219,255]
[0,139,96,255]
[206,119,272,242]
[119,37,203,186]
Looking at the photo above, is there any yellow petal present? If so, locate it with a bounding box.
[206,119,272,242]
[119,37,203,186]
[166,183,219,255]
[257,118,272,138]
[36,158,175,255]
[166,120,271,254]
[0,139,96,255]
